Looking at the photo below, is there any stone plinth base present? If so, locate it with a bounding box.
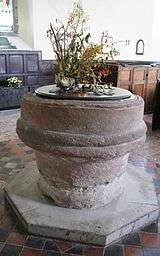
[4,162,159,246]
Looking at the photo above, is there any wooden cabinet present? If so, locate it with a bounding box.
[157,67,160,80]
[117,66,132,90]
[117,65,159,114]
[132,67,146,99]
[145,67,158,113]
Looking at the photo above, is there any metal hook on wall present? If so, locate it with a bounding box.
[136,39,145,55]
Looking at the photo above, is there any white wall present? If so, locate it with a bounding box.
[151,0,160,61]
[16,0,158,61]
[17,0,34,48]
[83,0,155,60]
[32,0,76,59]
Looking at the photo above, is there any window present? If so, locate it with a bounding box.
[0,0,14,32]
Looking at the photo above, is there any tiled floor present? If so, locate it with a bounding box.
[0,109,160,256]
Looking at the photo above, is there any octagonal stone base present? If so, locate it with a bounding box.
[4,162,159,246]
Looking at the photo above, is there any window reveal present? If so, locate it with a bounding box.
[0,0,13,32]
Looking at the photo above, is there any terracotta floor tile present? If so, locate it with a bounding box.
[124,245,143,256]
[143,248,160,256]
[140,232,160,248]
[0,244,22,256]
[25,236,45,249]
[55,240,72,253]
[44,240,59,252]
[21,247,42,256]
[65,244,84,255]
[7,232,27,245]
[0,229,9,242]
[12,222,26,234]
[104,245,123,256]
[0,206,15,230]
[42,251,60,256]
[0,243,4,252]
[84,245,104,256]
[121,233,141,246]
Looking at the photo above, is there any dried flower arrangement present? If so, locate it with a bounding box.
[47,2,119,95]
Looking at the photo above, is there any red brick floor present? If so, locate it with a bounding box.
[0,110,160,255]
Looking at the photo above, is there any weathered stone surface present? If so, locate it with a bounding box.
[16,92,146,208]
[5,163,159,246]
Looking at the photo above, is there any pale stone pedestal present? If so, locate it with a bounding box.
[5,162,159,246]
